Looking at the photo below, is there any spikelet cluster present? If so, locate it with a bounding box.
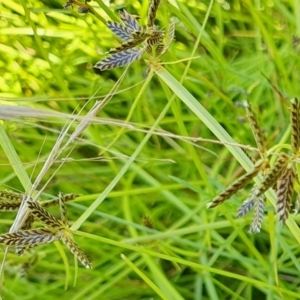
[208,99,300,233]
[0,192,91,268]
[94,1,175,71]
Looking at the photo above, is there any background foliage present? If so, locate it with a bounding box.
[1,0,300,299]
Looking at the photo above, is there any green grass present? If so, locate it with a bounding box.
[1,0,300,299]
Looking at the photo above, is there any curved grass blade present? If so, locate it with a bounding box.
[119,9,142,32]
[94,48,145,71]
[27,201,64,228]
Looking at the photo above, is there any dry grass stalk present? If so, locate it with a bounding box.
[207,159,266,208]
[276,163,296,223]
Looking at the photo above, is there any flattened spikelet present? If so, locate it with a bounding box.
[0,200,22,211]
[146,31,164,46]
[119,9,142,32]
[244,101,266,156]
[58,192,68,226]
[94,48,145,71]
[27,201,64,228]
[237,185,258,217]
[207,159,265,208]
[107,21,132,41]
[108,33,148,54]
[290,98,300,154]
[20,214,35,230]
[249,195,265,233]
[16,243,38,256]
[276,163,296,223]
[0,190,23,201]
[142,215,154,229]
[0,228,58,246]
[147,0,160,29]
[61,234,91,269]
[256,153,289,196]
[41,193,79,208]
[160,17,175,56]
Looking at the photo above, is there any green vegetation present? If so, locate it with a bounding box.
[1,0,300,299]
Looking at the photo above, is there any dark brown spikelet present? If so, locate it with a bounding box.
[0,228,59,246]
[94,48,145,71]
[142,215,154,229]
[237,185,259,218]
[207,159,266,208]
[41,193,79,208]
[147,31,164,46]
[276,163,296,223]
[256,153,289,197]
[60,233,91,269]
[290,98,300,154]
[145,31,165,56]
[0,190,23,201]
[147,0,160,30]
[244,101,266,156]
[20,214,35,230]
[27,201,64,228]
[107,21,132,41]
[0,200,22,211]
[249,194,265,233]
[119,9,142,32]
[58,192,68,226]
[16,243,39,256]
[108,32,149,54]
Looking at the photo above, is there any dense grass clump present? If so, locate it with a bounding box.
[1,0,300,299]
